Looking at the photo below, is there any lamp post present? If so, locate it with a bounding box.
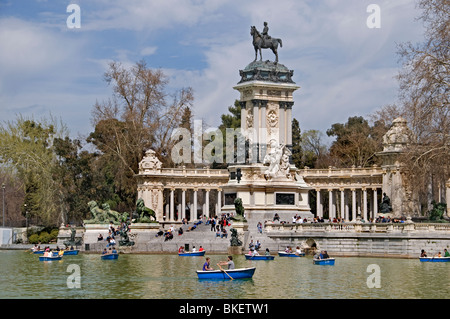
[2,183,5,227]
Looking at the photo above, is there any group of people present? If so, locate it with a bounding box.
[421,248,450,258]
[248,247,271,257]
[155,225,175,241]
[284,246,304,255]
[178,245,205,253]
[202,256,235,271]
[215,228,228,238]
[32,245,76,257]
[270,213,411,224]
[207,214,232,232]
[102,247,117,255]
[314,250,331,260]
[32,244,75,253]
[98,232,117,247]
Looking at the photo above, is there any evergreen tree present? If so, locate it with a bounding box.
[291,118,303,168]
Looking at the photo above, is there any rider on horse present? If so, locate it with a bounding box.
[262,22,271,45]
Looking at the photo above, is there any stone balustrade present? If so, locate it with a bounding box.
[140,167,229,177]
[301,165,383,178]
[264,221,450,234]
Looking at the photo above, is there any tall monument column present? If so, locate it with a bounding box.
[235,61,299,163]
[222,24,313,223]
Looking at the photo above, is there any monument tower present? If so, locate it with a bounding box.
[221,23,313,222]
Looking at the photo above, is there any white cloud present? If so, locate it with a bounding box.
[0,0,426,140]
[173,0,424,133]
[81,0,229,32]
[0,17,108,136]
[140,46,157,56]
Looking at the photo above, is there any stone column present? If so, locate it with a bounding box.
[192,189,198,222]
[316,189,322,218]
[205,189,210,218]
[240,101,247,131]
[373,188,378,219]
[170,188,175,222]
[340,189,345,220]
[345,194,350,222]
[352,189,356,221]
[328,189,334,220]
[260,101,267,160]
[217,189,222,216]
[362,188,368,221]
[279,103,286,145]
[181,189,186,221]
[252,100,260,162]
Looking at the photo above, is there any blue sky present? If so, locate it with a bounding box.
[0,0,425,142]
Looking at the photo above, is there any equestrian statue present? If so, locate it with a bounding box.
[250,22,283,63]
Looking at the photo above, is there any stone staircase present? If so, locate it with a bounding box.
[77,218,313,255]
[142,222,231,253]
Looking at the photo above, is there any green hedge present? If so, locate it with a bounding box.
[28,228,59,244]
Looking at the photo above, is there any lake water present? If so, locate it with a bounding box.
[0,250,448,299]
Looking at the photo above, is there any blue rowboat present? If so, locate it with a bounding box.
[419,257,450,262]
[32,251,45,254]
[244,254,275,260]
[313,258,335,265]
[39,255,62,261]
[61,250,79,255]
[178,251,206,257]
[196,267,256,280]
[101,253,118,260]
[278,251,305,257]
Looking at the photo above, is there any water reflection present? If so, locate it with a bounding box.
[0,251,448,299]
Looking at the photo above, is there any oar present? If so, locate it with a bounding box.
[217,263,233,280]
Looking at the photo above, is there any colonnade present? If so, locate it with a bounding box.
[315,187,381,221]
[163,188,223,223]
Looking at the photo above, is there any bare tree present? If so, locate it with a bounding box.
[376,0,449,211]
[88,60,194,210]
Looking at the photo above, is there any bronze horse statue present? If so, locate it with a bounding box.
[250,26,283,63]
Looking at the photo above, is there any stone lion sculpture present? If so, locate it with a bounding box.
[135,198,156,222]
[87,200,127,224]
[232,198,246,222]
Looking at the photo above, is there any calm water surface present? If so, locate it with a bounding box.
[0,250,448,299]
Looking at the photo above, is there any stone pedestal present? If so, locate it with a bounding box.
[228,246,244,255]
[222,164,313,224]
[56,226,84,247]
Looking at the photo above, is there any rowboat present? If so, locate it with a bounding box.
[178,251,206,257]
[419,257,450,262]
[61,250,79,255]
[39,255,62,261]
[244,254,275,260]
[196,267,256,280]
[313,258,335,265]
[278,251,305,257]
[33,250,78,255]
[101,253,119,260]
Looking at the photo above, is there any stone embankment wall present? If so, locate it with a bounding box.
[53,221,450,258]
[261,222,450,258]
